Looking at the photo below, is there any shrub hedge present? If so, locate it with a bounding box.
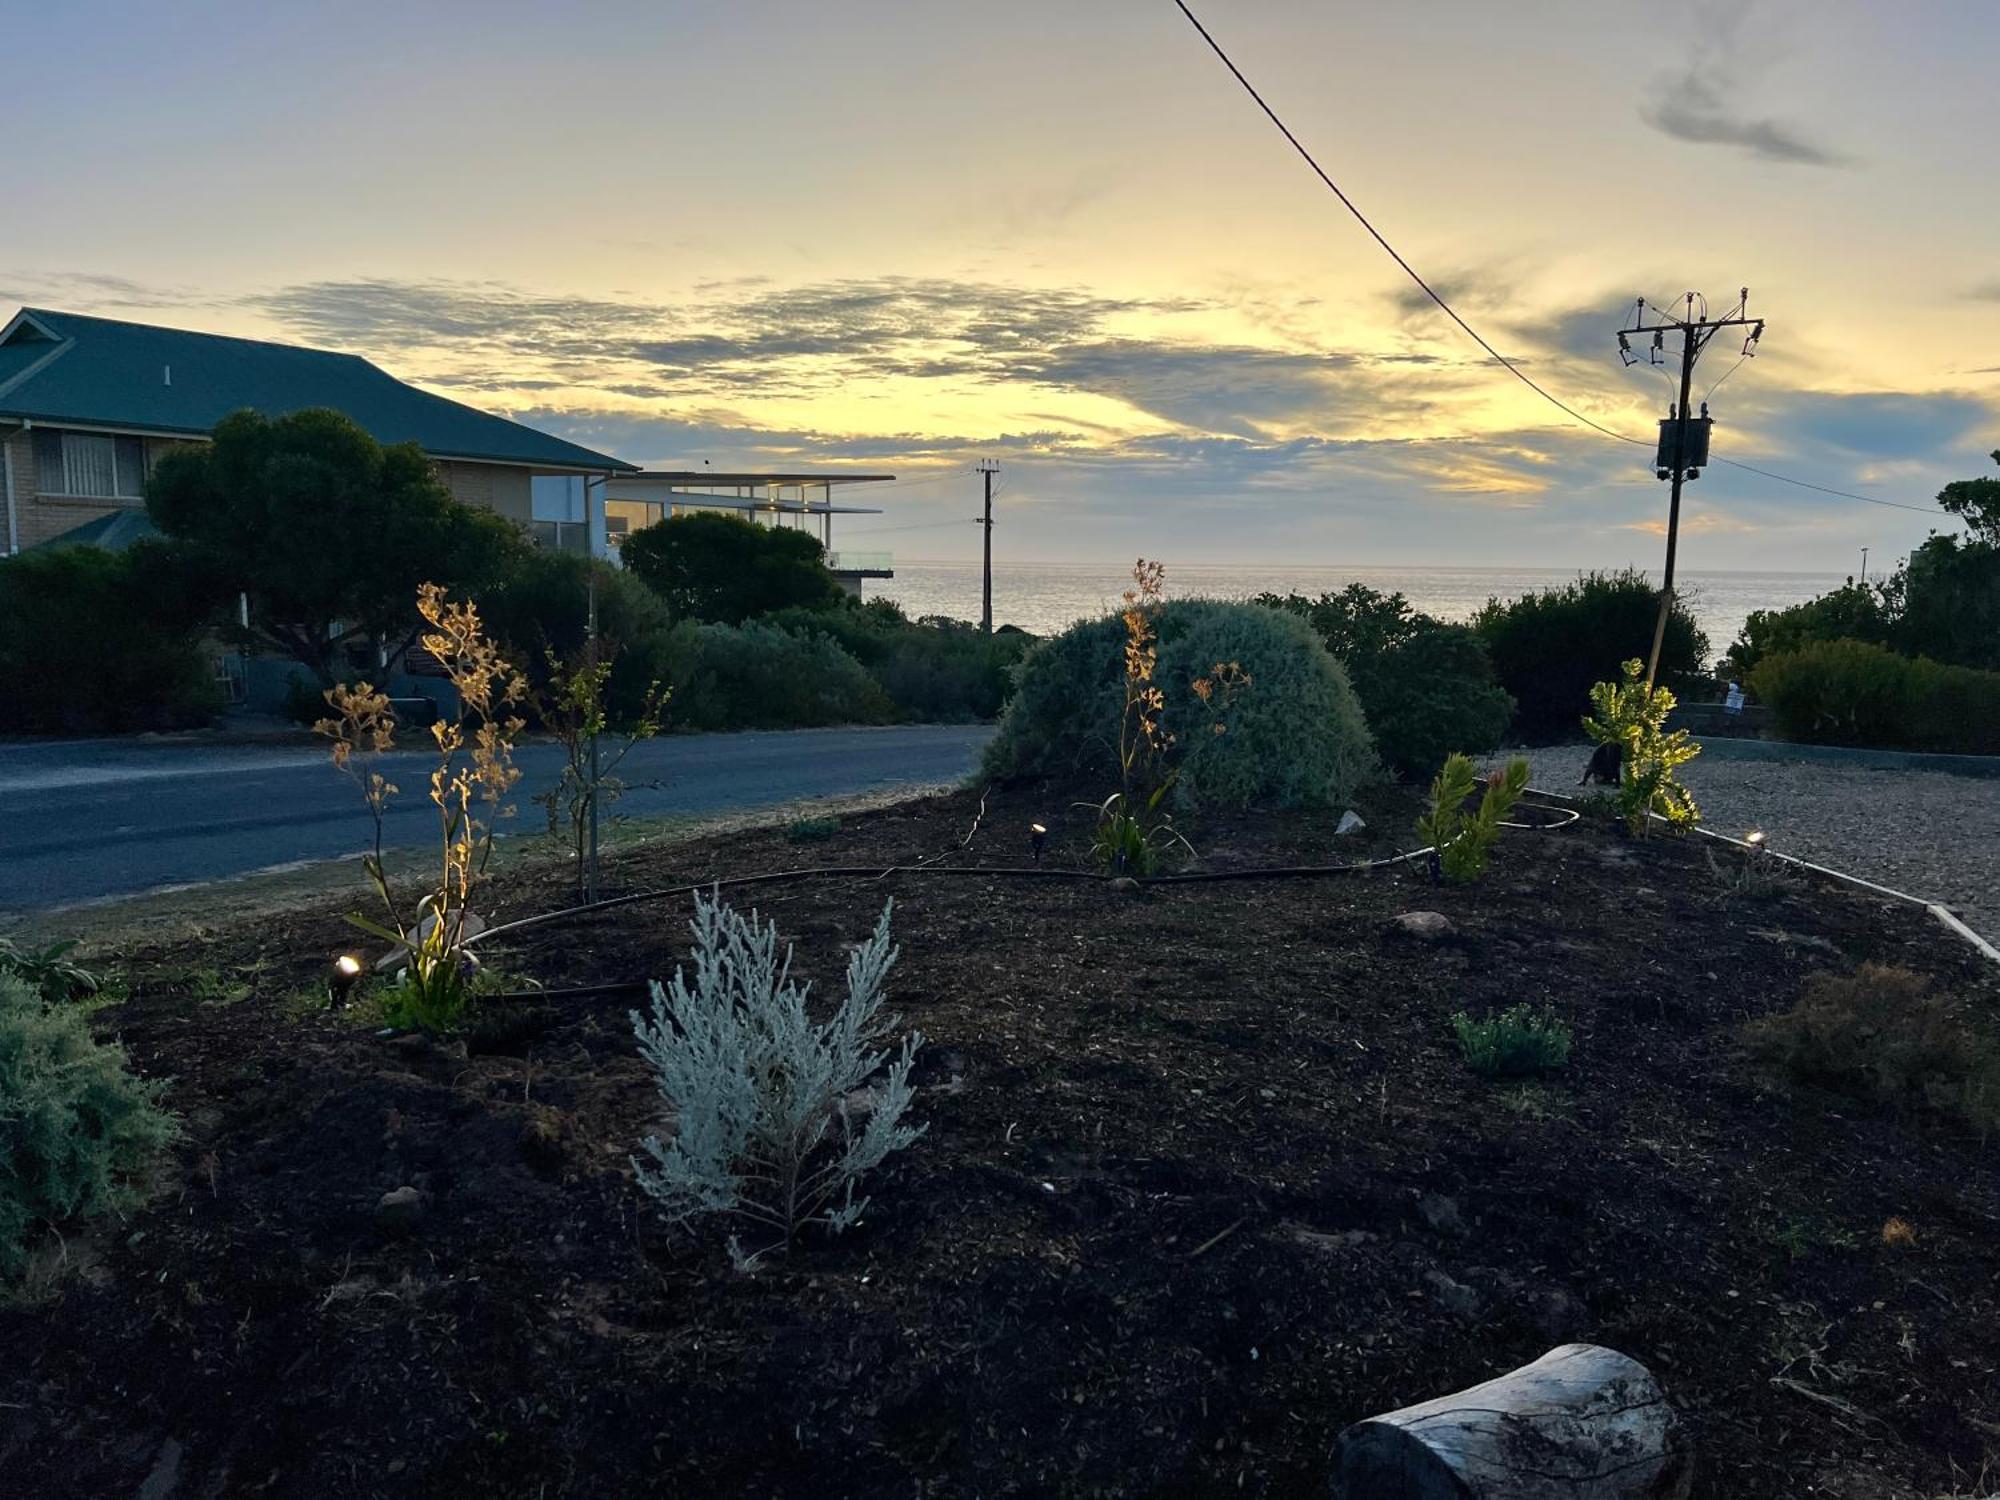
[981,599,1375,809]
[765,600,1033,722]
[1749,639,2000,755]
[0,544,221,735]
[1472,570,1707,743]
[660,620,895,731]
[1257,585,1512,778]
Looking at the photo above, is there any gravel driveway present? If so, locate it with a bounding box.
[1512,744,2000,944]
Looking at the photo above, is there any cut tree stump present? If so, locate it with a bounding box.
[1329,1343,1691,1499]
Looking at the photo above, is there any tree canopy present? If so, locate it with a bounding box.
[618,511,845,624]
[146,408,525,682]
[1936,449,2000,542]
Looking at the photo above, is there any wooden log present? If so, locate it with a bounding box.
[1330,1343,1691,1499]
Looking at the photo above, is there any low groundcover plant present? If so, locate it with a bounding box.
[631,889,925,1262]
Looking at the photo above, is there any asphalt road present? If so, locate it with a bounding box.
[0,724,995,911]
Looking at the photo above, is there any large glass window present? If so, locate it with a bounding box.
[33,431,148,499]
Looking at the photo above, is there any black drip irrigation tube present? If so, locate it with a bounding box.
[461,798,1582,1006]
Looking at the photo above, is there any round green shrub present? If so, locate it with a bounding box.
[981,599,1375,808]
[0,976,178,1279]
[663,620,894,731]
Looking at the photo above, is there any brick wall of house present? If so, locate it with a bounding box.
[435,460,533,524]
[4,429,193,550]
[1,428,27,552]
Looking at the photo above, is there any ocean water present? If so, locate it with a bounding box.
[867,562,1845,663]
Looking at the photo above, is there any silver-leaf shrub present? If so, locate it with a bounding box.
[630,890,924,1255]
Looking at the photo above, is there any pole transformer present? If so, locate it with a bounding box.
[1618,290,1765,686]
[975,460,999,634]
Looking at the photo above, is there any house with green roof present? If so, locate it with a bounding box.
[0,307,636,557]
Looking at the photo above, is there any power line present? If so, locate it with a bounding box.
[1170,0,1643,449]
[1710,458,1946,515]
[1169,1,1949,521]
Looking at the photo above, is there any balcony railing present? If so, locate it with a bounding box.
[824,550,893,575]
[528,520,590,554]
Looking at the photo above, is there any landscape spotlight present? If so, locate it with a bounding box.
[329,953,364,1009]
[1030,822,1048,863]
[1745,828,1767,850]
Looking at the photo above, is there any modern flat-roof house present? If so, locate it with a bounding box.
[0,307,636,556]
[597,470,896,595]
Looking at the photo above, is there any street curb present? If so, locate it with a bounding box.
[1689,736,2000,780]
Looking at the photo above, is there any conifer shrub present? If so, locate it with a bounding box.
[630,891,924,1258]
[983,599,1374,809]
[0,975,177,1279]
[1453,1003,1573,1079]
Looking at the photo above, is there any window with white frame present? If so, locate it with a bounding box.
[33,430,149,500]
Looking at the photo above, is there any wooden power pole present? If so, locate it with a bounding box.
[1618,291,1765,686]
[976,460,999,633]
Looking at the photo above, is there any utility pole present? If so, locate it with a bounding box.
[585,566,600,902]
[976,459,999,634]
[1618,290,1765,686]
[1859,546,1870,584]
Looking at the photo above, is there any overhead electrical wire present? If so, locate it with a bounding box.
[1169,0,1949,521]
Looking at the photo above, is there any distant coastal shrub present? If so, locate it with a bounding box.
[1751,640,2000,755]
[983,598,1374,809]
[621,511,845,623]
[1746,964,2000,1131]
[0,544,220,735]
[662,620,894,731]
[1473,571,1707,743]
[480,550,674,728]
[0,975,178,1279]
[631,891,924,1258]
[1453,1003,1573,1079]
[1725,579,1893,680]
[1258,585,1512,778]
[766,600,1032,721]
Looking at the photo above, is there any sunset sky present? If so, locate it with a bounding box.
[5,0,1996,573]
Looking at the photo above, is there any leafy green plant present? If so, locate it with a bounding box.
[1583,659,1700,836]
[1416,754,1530,883]
[0,938,102,1005]
[784,814,842,844]
[317,583,525,1034]
[1453,1003,1573,1079]
[0,975,178,1280]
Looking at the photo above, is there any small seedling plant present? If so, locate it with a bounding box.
[532,644,668,900]
[1453,1003,1573,1079]
[1416,754,1530,883]
[1084,559,1248,876]
[1583,658,1700,836]
[317,583,525,1033]
[630,890,925,1262]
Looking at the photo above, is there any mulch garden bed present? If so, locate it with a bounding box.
[6,778,1999,1498]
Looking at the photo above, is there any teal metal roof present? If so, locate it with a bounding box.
[0,308,634,472]
[26,508,161,553]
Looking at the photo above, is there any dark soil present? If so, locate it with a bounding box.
[6,781,2000,1498]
